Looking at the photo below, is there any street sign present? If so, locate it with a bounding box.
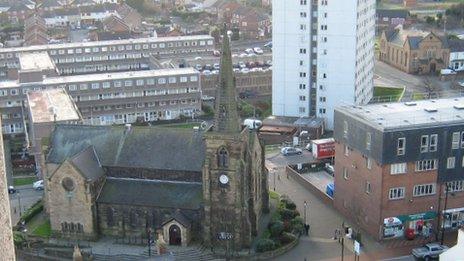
[354,240,360,255]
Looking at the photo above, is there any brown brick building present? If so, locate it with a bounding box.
[334,98,464,241]
[379,27,450,74]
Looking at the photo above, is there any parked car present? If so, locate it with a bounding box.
[194,56,202,61]
[33,180,44,190]
[264,41,272,48]
[195,64,203,71]
[8,186,16,194]
[204,64,213,70]
[202,70,211,75]
[245,48,254,54]
[239,53,248,58]
[213,63,220,70]
[213,50,221,56]
[253,47,264,54]
[201,95,215,101]
[281,147,303,156]
[239,62,246,69]
[324,164,334,175]
[412,243,449,260]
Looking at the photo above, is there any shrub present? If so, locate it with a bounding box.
[286,201,297,210]
[270,221,284,238]
[20,200,43,223]
[256,238,277,253]
[13,231,27,248]
[279,232,297,245]
[279,208,297,221]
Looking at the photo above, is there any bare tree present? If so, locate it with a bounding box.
[423,76,438,98]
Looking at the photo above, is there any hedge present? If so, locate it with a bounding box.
[20,200,43,223]
[256,238,277,253]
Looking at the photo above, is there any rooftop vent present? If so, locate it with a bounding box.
[405,102,417,106]
[424,107,438,113]
[454,105,464,110]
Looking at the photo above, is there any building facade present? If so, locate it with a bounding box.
[272,0,375,130]
[379,28,450,74]
[333,98,464,241]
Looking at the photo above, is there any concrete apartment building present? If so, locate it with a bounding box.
[272,0,375,130]
[333,98,464,241]
[1,52,201,134]
[0,35,215,79]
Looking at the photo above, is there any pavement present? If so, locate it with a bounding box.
[265,151,451,261]
[9,185,43,224]
[374,60,454,99]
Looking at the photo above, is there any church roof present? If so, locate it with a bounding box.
[47,124,206,172]
[213,24,240,133]
[70,146,104,181]
[97,178,203,210]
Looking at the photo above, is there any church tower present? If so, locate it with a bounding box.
[202,25,267,253]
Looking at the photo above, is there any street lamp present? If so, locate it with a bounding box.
[304,201,307,225]
[273,171,276,191]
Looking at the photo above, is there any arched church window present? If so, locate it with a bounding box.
[106,207,115,227]
[77,223,84,233]
[130,209,138,228]
[218,148,229,168]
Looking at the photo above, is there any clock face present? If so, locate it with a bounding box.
[219,174,229,185]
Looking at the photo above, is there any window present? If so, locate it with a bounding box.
[413,184,436,197]
[190,76,198,82]
[397,138,405,155]
[106,207,114,227]
[79,84,88,90]
[365,182,371,194]
[218,148,229,168]
[452,132,460,149]
[415,159,438,172]
[299,96,306,101]
[447,180,464,192]
[124,80,133,87]
[343,167,349,180]
[430,134,437,152]
[180,76,188,83]
[136,79,144,86]
[158,78,166,84]
[461,132,464,148]
[68,84,77,91]
[390,163,407,175]
[447,157,456,169]
[366,133,371,150]
[168,77,176,83]
[420,135,429,153]
[366,158,372,169]
[102,82,110,88]
[114,81,122,88]
[389,187,405,200]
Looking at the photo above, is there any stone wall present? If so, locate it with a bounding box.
[0,118,16,260]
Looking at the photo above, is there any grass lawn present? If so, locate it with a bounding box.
[13,176,37,186]
[32,220,51,238]
[412,93,427,101]
[373,86,405,102]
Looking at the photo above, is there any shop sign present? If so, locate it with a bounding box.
[397,211,437,222]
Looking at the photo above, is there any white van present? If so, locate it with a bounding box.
[243,119,262,130]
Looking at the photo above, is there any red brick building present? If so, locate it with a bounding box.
[334,99,464,241]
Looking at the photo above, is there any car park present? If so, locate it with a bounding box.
[204,64,213,70]
[202,70,211,75]
[239,62,246,69]
[239,53,247,58]
[213,50,221,56]
[245,48,254,54]
[241,68,250,74]
[195,64,203,71]
[281,147,303,156]
[213,63,220,70]
[264,41,272,48]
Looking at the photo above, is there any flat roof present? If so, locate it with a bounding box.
[19,52,55,72]
[0,68,199,89]
[0,35,214,54]
[337,97,464,131]
[27,88,81,123]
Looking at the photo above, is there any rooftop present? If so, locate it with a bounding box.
[0,68,199,89]
[337,97,464,131]
[0,35,213,54]
[19,52,55,72]
[27,88,81,123]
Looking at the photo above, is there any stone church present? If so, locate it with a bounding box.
[43,29,269,252]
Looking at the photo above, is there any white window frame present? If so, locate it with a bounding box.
[365,182,371,194]
[366,158,372,170]
[420,135,429,153]
[390,163,407,175]
[452,132,460,149]
[447,157,456,169]
[389,187,405,200]
[430,134,438,152]
[415,159,438,172]
[397,138,405,155]
[413,184,436,197]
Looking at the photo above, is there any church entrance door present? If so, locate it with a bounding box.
[169,225,182,245]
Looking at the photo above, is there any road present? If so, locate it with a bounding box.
[374,60,454,99]
[381,256,415,261]
[9,185,43,224]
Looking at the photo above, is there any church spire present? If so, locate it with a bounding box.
[213,24,240,133]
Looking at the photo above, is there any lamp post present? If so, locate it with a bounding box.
[441,184,452,245]
[147,228,152,257]
[304,201,307,225]
[273,171,276,191]
[17,190,22,217]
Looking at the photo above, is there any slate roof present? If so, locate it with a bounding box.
[70,146,105,181]
[97,178,203,210]
[162,209,192,228]
[47,124,206,172]
[376,9,409,19]
[449,39,464,52]
[384,28,448,49]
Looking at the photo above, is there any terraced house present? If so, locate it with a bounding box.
[334,98,464,241]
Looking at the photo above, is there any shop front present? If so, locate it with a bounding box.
[383,217,404,239]
[443,207,464,230]
[398,211,437,238]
